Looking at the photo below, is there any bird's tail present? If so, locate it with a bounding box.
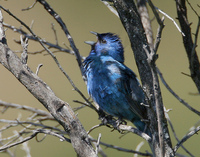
[133,120,151,137]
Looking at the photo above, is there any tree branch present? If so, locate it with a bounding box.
[164,108,195,157]
[0,7,97,157]
[0,129,70,152]
[174,126,200,153]
[0,100,53,118]
[89,137,153,157]
[36,0,82,69]
[137,0,154,49]
[112,0,174,156]
[176,0,200,93]
[157,68,200,116]
[3,23,75,56]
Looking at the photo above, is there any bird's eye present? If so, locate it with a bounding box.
[101,39,107,44]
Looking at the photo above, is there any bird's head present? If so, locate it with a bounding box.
[85,32,124,63]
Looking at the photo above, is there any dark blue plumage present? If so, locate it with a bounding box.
[83,32,149,135]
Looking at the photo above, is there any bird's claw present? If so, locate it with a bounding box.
[113,118,127,133]
[100,114,113,126]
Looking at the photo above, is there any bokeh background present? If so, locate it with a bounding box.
[0,0,199,156]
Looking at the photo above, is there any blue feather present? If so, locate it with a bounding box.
[83,32,150,136]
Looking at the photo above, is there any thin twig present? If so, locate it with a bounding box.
[186,0,199,16]
[0,129,70,151]
[0,6,96,113]
[174,126,200,153]
[31,1,98,111]
[118,125,151,142]
[95,133,101,155]
[101,1,119,17]
[154,16,165,53]
[89,137,152,156]
[20,136,31,157]
[164,107,195,157]
[137,0,154,49]
[176,0,200,93]
[0,132,37,151]
[36,0,82,68]
[158,8,185,36]
[0,7,95,157]
[147,0,164,26]
[73,100,96,111]
[157,68,200,116]
[0,100,53,118]
[87,124,104,134]
[134,141,145,157]
[20,35,29,64]
[51,23,58,45]
[0,119,63,132]
[22,1,37,11]
[147,0,185,36]
[3,23,74,55]
[36,63,43,75]
[191,17,200,75]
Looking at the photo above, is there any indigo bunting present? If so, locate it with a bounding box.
[83,32,149,135]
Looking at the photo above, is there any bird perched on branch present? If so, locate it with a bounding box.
[82,32,150,135]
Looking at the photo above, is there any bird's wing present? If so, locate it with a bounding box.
[121,66,147,120]
[103,58,147,120]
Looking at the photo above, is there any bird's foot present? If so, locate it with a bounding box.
[99,114,114,126]
[112,118,127,133]
[115,118,127,126]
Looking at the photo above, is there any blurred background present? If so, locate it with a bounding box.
[0,0,199,156]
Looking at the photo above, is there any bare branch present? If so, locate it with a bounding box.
[0,100,53,118]
[95,133,101,155]
[0,119,61,131]
[118,125,151,142]
[22,1,37,11]
[3,23,74,55]
[164,108,195,157]
[157,8,185,36]
[51,23,58,45]
[35,63,43,75]
[157,68,200,116]
[101,1,119,17]
[0,132,14,157]
[148,0,184,36]
[0,131,38,151]
[20,136,31,157]
[73,100,96,112]
[20,35,28,64]
[89,137,152,157]
[137,0,154,49]
[1,5,97,114]
[186,0,199,17]
[88,115,151,142]
[147,0,164,26]
[153,16,165,53]
[112,1,174,156]
[134,141,145,157]
[1,0,199,156]
[36,0,82,68]
[174,126,200,153]
[0,7,97,157]
[0,129,70,152]
[176,0,200,93]
[87,124,104,135]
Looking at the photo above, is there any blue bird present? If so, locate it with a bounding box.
[83,32,150,135]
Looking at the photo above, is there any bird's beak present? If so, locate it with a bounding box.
[90,31,98,36]
[84,41,96,45]
[84,31,99,45]
[90,31,102,41]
